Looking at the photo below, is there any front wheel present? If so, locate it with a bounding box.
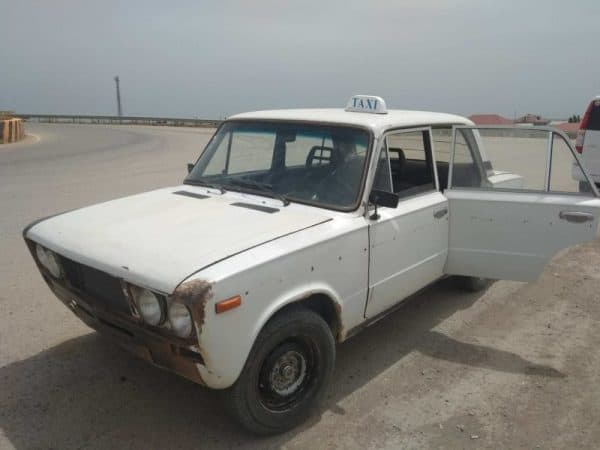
[223,307,335,435]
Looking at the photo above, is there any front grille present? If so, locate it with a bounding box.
[61,257,132,315]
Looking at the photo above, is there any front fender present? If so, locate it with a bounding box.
[193,279,344,389]
[183,216,369,389]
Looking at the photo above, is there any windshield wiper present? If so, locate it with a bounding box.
[225,178,290,206]
[184,179,226,194]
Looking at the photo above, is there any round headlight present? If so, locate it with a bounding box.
[133,288,164,326]
[35,244,63,278]
[168,302,193,338]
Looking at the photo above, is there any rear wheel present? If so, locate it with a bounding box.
[224,307,335,435]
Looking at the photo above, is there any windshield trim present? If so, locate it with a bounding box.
[183,119,375,213]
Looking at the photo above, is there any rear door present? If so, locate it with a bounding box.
[445,126,600,281]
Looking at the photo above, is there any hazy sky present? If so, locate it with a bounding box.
[2,1,599,118]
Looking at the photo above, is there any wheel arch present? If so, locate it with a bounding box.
[246,285,345,365]
[268,292,343,342]
[197,283,346,389]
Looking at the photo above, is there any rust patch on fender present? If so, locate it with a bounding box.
[172,279,213,332]
[333,300,344,340]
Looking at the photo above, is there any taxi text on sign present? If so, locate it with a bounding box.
[345,95,388,114]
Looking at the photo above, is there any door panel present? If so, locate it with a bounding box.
[366,191,448,317]
[445,190,600,281]
[445,126,600,282]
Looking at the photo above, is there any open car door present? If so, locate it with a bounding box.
[444,126,600,281]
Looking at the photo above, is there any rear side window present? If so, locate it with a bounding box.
[586,100,600,131]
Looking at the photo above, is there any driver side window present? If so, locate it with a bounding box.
[373,130,437,198]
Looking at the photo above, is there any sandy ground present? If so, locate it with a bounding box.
[1,123,600,449]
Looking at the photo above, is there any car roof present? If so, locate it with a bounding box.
[228,108,473,135]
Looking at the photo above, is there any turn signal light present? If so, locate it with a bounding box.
[215,295,242,314]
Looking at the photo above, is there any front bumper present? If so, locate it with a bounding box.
[45,276,207,386]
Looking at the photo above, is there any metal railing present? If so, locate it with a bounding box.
[17,114,222,128]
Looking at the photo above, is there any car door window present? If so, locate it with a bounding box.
[550,133,593,194]
[449,126,595,195]
[451,128,548,191]
[447,129,484,188]
[375,130,436,198]
[372,138,393,192]
[433,127,482,190]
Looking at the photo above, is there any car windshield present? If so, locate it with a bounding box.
[185,121,371,209]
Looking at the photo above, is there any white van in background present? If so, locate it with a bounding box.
[574,96,600,191]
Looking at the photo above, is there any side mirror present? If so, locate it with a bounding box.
[369,189,399,208]
[187,163,195,174]
[369,189,399,220]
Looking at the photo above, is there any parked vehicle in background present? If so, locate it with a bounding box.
[574,96,600,191]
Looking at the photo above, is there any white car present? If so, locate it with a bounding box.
[574,96,600,190]
[24,95,600,434]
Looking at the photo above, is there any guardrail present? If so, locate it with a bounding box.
[18,114,222,128]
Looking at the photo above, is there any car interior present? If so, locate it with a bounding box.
[379,127,483,196]
[386,147,481,193]
[270,142,366,205]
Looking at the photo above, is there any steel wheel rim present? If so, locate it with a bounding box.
[258,339,317,412]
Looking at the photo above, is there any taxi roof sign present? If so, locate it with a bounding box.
[345,95,387,114]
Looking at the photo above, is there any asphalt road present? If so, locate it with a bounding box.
[1,124,600,449]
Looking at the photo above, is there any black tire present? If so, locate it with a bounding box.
[455,276,492,292]
[223,307,335,435]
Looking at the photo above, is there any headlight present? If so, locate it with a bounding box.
[35,244,63,278]
[132,287,164,326]
[168,302,193,338]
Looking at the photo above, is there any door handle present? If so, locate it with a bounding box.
[559,211,594,223]
[433,208,448,219]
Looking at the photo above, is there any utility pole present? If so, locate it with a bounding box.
[114,76,123,117]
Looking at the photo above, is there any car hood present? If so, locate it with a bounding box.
[26,186,332,293]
